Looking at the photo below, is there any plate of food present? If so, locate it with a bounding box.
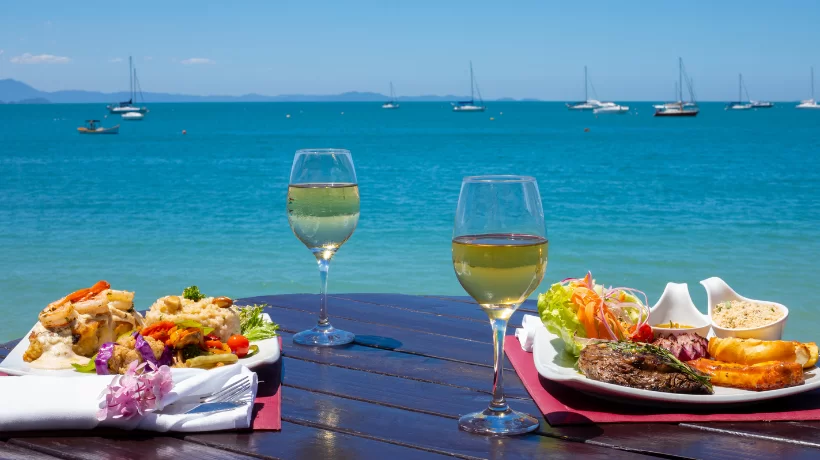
[0,282,281,377]
[533,273,819,405]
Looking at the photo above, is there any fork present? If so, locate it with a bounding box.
[173,376,251,405]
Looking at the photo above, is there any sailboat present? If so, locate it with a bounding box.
[726,74,752,110]
[567,66,603,110]
[654,58,699,117]
[382,82,399,109]
[796,67,820,109]
[452,62,486,112]
[107,56,148,114]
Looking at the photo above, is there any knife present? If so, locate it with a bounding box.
[184,401,246,415]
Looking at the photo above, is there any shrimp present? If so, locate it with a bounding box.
[74,299,108,315]
[39,298,76,329]
[106,290,135,304]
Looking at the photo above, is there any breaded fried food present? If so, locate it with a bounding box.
[708,337,818,369]
[687,358,804,391]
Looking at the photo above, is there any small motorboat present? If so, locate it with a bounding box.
[593,103,629,114]
[77,120,119,134]
[122,112,144,121]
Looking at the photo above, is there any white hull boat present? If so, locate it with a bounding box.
[122,112,144,120]
[452,61,486,112]
[107,56,148,115]
[796,67,819,109]
[593,104,629,114]
[382,82,400,109]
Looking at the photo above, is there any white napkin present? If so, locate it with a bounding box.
[0,365,257,432]
[515,314,544,352]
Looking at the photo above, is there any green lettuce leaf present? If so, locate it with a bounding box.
[537,283,586,357]
[71,353,97,373]
[175,319,214,336]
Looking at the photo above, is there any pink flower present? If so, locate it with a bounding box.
[97,361,174,421]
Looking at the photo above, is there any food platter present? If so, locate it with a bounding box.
[0,313,280,377]
[532,325,820,405]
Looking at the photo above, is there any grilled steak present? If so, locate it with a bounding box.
[578,341,713,394]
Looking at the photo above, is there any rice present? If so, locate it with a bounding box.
[712,300,784,329]
[144,296,240,341]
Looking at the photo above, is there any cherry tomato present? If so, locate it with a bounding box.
[630,323,654,343]
[227,334,250,358]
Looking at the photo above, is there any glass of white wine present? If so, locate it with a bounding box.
[287,149,360,347]
[452,175,548,435]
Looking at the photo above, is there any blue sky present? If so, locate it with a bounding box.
[0,1,818,100]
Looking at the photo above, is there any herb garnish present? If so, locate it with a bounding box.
[183,285,205,301]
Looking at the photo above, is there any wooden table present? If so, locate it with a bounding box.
[1,293,818,459]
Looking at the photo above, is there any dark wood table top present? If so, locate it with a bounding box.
[1,293,818,459]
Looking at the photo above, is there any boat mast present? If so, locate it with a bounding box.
[584,66,588,101]
[469,61,475,103]
[129,56,134,102]
[678,57,683,103]
[738,73,742,102]
[812,66,815,100]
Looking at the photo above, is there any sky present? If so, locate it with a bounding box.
[0,1,818,101]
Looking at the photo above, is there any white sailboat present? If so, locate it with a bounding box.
[452,62,486,112]
[796,67,820,109]
[726,74,752,110]
[654,58,699,117]
[382,82,399,109]
[567,66,604,110]
[593,102,629,114]
[107,56,148,115]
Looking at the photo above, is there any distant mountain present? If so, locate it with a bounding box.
[0,79,538,103]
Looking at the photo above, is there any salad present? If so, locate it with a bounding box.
[537,272,651,356]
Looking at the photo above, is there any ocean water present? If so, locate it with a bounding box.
[0,102,817,343]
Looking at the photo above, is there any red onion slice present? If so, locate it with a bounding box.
[95,342,117,375]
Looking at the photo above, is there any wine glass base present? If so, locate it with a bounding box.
[458,406,540,436]
[293,323,355,347]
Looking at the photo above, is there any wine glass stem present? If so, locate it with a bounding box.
[489,317,509,412]
[317,257,331,326]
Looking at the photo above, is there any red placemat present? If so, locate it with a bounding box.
[505,335,820,426]
[0,337,283,431]
[251,336,283,430]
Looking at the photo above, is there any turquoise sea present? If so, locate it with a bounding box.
[0,102,817,342]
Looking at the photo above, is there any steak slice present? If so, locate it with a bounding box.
[578,342,713,394]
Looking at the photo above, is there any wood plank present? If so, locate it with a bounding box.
[279,386,656,459]
[188,421,456,459]
[241,294,529,343]
[680,421,820,449]
[9,436,257,460]
[263,304,504,368]
[539,423,820,459]
[281,357,541,419]
[278,330,532,400]
[0,441,59,460]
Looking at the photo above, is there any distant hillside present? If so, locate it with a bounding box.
[0,79,536,103]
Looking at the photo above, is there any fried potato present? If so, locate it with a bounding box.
[688,358,804,391]
[708,337,818,369]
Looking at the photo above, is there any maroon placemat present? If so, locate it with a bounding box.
[505,335,820,426]
[0,337,283,431]
[250,336,282,430]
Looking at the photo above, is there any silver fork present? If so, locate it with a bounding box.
[173,376,251,405]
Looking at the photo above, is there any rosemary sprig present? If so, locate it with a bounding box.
[604,341,713,390]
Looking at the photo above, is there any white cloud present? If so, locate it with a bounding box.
[144,56,153,61]
[0,49,4,56]
[180,57,215,65]
[11,53,70,64]
[109,57,123,63]
[45,21,52,27]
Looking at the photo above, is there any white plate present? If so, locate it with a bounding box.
[532,325,820,405]
[0,314,280,377]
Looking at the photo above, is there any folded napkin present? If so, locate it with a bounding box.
[515,314,543,352]
[0,364,257,432]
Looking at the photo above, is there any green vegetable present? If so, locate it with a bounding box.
[239,304,280,341]
[183,285,205,301]
[603,341,713,391]
[175,319,214,336]
[537,283,587,357]
[245,344,260,358]
[71,354,97,373]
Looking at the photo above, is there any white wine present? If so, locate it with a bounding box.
[452,234,548,318]
[287,183,360,258]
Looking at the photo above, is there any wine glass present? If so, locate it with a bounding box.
[287,149,360,346]
[452,175,548,435]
